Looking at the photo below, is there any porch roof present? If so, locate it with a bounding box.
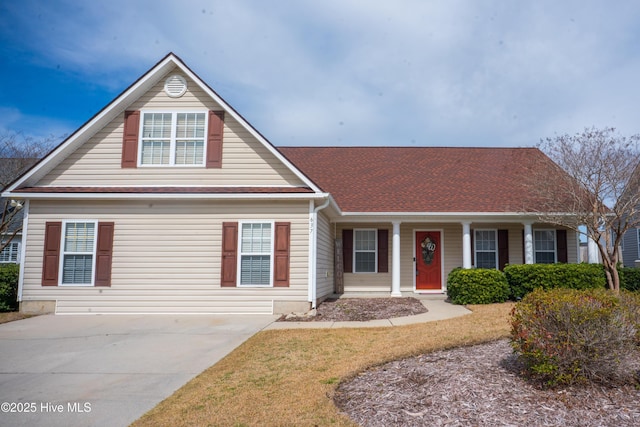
[279,146,570,213]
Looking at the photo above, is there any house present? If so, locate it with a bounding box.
[1,157,36,265]
[621,230,640,267]
[0,202,23,264]
[2,53,583,315]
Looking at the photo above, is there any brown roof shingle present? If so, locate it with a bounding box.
[279,146,565,213]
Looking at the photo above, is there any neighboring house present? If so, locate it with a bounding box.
[2,53,585,315]
[621,229,640,267]
[1,158,34,265]
[0,211,22,264]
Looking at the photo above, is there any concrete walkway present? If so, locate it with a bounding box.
[265,296,472,330]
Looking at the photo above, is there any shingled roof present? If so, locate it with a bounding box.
[279,146,567,213]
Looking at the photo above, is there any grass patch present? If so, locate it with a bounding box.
[0,312,33,324]
[132,303,513,427]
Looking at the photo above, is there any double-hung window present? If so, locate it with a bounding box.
[60,221,97,286]
[140,111,207,166]
[0,242,19,263]
[534,229,556,264]
[474,230,497,269]
[239,222,273,286]
[354,229,377,273]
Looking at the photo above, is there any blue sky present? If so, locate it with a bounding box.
[1,0,640,147]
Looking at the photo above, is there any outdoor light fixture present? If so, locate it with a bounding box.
[9,200,23,210]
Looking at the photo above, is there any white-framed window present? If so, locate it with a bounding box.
[139,111,207,166]
[238,222,273,287]
[474,229,497,269]
[534,229,556,264]
[0,241,19,263]
[60,221,97,286]
[354,229,377,273]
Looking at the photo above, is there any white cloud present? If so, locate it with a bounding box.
[4,0,640,147]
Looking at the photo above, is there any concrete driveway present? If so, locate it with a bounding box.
[0,314,277,427]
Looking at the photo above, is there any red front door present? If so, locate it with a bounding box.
[415,231,442,290]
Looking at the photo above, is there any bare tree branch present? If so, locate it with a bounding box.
[1,132,60,252]
[528,127,640,292]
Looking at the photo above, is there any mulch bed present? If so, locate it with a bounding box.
[334,339,640,426]
[278,297,428,322]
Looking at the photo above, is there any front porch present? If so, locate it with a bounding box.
[334,220,588,296]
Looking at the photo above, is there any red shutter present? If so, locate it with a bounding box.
[377,229,389,273]
[42,222,62,286]
[95,222,114,287]
[221,222,238,287]
[498,229,509,271]
[343,229,353,273]
[206,110,224,168]
[122,110,140,168]
[557,229,568,263]
[273,222,290,287]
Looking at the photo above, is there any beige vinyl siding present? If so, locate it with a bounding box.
[315,211,334,300]
[22,199,310,314]
[38,67,303,188]
[336,224,392,293]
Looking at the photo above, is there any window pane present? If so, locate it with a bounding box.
[535,252,555,264]
[355,252,376,273]
[176,113,205,138]
[175,141,204,165]
[355,230,376,251]
[64,223,95,252]
[534,231,555,251]
[0,242,19,263]
[142,113,172,138]
[475,230,496,251]
[141,141,170,165]
[62,254,93,284]
[240,255,270,285]
[241,223,271,253]
[476,252,497,269]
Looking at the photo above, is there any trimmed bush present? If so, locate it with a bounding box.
[504,263,606,300]
[447,268,510,305]
[619,267,640,292]
[0,263,19,312]
[510,288,640,387]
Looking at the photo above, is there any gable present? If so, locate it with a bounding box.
[33,67,304,188]
[3,54,320,196]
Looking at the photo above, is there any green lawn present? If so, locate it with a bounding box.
[132,303,514,427]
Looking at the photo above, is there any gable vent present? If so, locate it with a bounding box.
[164,75,187,98]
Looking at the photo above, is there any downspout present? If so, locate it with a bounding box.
[309,197,331,309]
[17,200,29,304]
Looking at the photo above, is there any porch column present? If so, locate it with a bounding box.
[523,222,534,264]
[391,221,402,297]
[462,222,472,269]
[587,237,600,263]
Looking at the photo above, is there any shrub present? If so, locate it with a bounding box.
[619,267,640,292]
[510,288,640,387]
[447,268,510,305]
[0,263,19,312]
[504,263,606,300]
